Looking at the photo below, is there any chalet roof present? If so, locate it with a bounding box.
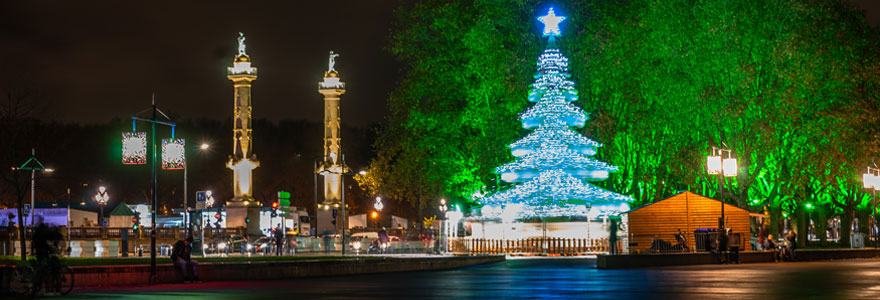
[624,190,749,214]
[108,203,136,216]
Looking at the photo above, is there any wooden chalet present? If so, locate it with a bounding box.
[624,191,751,253]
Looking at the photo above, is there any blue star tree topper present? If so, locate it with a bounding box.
[538,8,565,36]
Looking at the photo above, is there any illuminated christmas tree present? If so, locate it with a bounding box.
[478,8,631,220]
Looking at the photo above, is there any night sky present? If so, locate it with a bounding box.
[0,0,397,127]
[1,0,878,128]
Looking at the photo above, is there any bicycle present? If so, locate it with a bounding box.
[8,257,75,296]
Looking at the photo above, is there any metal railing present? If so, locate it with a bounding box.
[0,226,245,240]
[448,237,611,254]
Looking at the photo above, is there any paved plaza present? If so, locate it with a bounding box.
[65,258,880,299]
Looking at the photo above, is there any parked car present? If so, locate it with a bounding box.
[349,232,379,253]
[208,235,248,254]
[368,235,400,254]
[252,236,273,254]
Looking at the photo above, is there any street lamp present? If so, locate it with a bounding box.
[12,148,54,228]
[183,143,211,234]
[438,199,448,253]
[805,203,814,242]
[205,190,215,208]
[707,147,737,231]
[863,167,880,247]
[374,196,383,211]
[95,186,109,226]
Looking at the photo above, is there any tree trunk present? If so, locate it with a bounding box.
[796,204,807,248]
[816,208,827,243]
[856,209,870,236]
[769,204,781,238]
[840,206,853,247]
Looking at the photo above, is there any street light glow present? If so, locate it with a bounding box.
[95,187,109,205]
[358,170,367,175]
[200,143,210,150]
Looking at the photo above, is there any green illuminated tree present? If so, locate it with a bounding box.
[371,0,880,243]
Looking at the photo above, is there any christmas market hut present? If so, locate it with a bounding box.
[624,191,750,254]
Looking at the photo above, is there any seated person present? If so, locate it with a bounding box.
[171,236,199,282]
[764,234,779,261]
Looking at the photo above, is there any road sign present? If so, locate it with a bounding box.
[196,191,207,210]
[23,204,31,216]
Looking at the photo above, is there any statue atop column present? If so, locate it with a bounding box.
[328,51,339,72]
[237,32,247,56]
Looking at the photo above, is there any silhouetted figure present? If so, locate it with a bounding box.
[171,236,199,282]
[609,219,619,255]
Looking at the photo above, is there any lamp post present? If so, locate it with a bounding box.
[125,94,177,283]
[439,199,447,254]
[11,148,54,260]
[183,143,211,235]
[707,147,737,231]
[200,190,214,257]
[805,203,814,242]
[95,186,109,226]
[863,167,880,248]
[373,196,384,229]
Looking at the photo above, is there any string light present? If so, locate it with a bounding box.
[122,132,147,165]
[475,7,630,220]
[509,125,600,157]
[161,138,186,170]
[478,170,631,219]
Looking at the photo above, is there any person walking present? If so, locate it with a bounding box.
[608,219,619,255]
[757,228,767,251]
[378,227,389,254]
[420,227,435,255]
[274,225,283,256]
[171,236,199,283]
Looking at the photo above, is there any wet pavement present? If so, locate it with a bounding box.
[67,258,880,299]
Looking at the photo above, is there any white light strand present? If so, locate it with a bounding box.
[509,125,601,157]
[520,98,586,129]
[478,170,631,219]
[497,147,618,182]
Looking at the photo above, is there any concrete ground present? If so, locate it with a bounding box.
[56,257,880,299]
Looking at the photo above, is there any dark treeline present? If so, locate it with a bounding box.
[0,90,390,218]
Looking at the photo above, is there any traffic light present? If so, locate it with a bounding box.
[132,215,140,230]
[271,201,279,217]
[278,191,291,207]
[245,217,251,224]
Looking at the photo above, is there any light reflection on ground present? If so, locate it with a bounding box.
[67,258,880,299]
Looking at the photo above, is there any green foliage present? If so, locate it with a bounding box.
[371,0,880,233]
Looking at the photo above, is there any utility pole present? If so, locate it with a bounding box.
[127,94,176,284]
[12,148,54,260]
